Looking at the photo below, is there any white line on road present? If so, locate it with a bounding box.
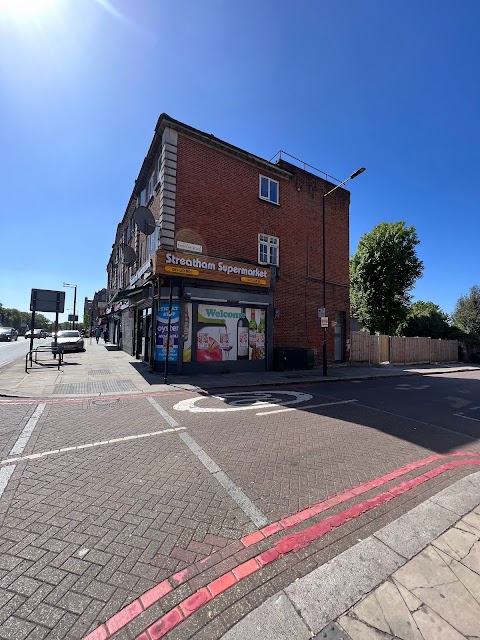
[9,402,46,455]
[147,395,268,528]
[0,464,15,499]
[147,396,180,426]
[355,403,479,441]
[256,399,357,416]
[454,413,480,423]
[0,427,186,466]
[178,431,268,528]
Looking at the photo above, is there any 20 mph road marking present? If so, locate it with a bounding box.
[174,390,312,413]
[256,399,357,415]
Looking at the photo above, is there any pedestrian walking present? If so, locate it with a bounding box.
[96,327,102,344]
[104,328,109,343]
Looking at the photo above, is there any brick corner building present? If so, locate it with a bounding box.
[105,114,352,374]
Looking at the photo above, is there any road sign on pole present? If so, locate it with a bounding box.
[320,317,329,328]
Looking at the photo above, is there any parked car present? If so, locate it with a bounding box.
[52,330,85,353]
[0,327,18,342]
[25,329,47,339]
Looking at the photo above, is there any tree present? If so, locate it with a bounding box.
[452,285,480,337]
[350,222,424,335]
[399,301,450,338]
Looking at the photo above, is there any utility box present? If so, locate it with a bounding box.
[273,348,314,371]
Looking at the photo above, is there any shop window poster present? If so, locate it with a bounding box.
[195,304,265,363]
[156,302,179,362]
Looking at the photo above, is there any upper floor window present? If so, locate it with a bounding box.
[147,174,154,201]
[258,234,279,266]
[140,189,147,206]
[259,175,279,205]
[157,157,162,184]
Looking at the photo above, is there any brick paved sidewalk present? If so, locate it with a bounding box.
[0,339,477,398]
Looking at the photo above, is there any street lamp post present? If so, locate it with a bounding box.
[322,167,366,376]
[63,283,77,330]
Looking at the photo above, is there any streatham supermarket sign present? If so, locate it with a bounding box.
[154,250,271,288]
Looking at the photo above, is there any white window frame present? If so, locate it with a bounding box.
[259,175,279,205]
[157,157,162,185]
[140,189,147,206]
[147,174,154,201]
[147,224,159,256]
[258,233,279,266]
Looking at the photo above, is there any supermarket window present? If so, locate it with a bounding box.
[258,234,279,266]
[259,175,279,205]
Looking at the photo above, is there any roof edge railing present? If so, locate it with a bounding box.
[270,150,341,184]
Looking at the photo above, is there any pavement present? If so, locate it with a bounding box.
[0,337,477,397]
[0,341,479,639]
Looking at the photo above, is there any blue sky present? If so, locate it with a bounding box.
[0,0,478,323]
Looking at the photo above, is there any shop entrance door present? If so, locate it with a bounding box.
[144,313,151,361]
[136,311,144,359]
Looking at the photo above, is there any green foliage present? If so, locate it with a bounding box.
[399,301,450,338]
[452,285,480,338]
[350,221,424,335]
[0,304,53,330]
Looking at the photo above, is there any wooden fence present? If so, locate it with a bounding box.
[350,332,458,365]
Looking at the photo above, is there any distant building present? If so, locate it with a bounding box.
[84,289,107,331]
[105,114,353,373]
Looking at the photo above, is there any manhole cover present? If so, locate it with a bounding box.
[52,380,138,394]
[90,398,122,407]
[88,369,112,376]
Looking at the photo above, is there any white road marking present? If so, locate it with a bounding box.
[178,431,268,528]
[9,402,46,455]
[355,403,478,441]
[0,465,15,499]
[0,427,186,466]
[147,396,180,426]
[454,413,480,423]
[256,399,358,415]
[147,396,268,528]
[446,396,471,409]
[396,384,430,390]
[173,390,312,413]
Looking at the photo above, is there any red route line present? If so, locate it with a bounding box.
[82,451,478,640]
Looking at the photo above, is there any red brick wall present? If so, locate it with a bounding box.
[172,134,350,361]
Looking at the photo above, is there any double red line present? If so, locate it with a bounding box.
[84,451,480,640]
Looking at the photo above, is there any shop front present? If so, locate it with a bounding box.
[153,250,274,374]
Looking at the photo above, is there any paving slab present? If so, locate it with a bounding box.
[221,592,311,640]
[285,537,405,633]
[373,499,457,559]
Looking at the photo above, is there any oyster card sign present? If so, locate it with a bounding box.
[154,250,271,288]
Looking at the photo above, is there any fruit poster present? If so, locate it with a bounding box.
[156,302,179,362]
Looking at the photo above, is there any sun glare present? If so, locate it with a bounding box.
[0,0,57,20]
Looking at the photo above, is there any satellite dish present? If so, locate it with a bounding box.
[134,206,156,236]
[122,245,137,266]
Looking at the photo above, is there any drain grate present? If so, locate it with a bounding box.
[52,380,138,394]
[90,398,122,407]
[88,369,113,376]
